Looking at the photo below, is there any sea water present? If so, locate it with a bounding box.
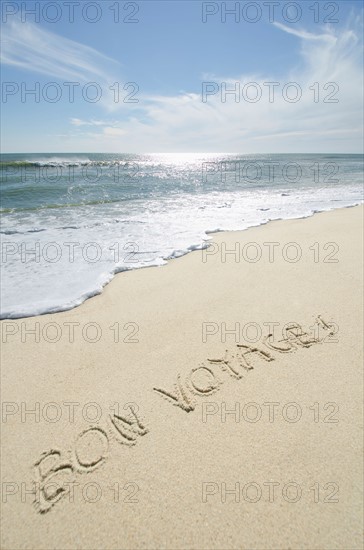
[1,153,363,318]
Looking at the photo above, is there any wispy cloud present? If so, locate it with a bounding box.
[2,14,363,153]
[0,18,126,113]
[1,18,119,82]
[103,127,126,136]
[68,118,126,138]
[70,118,120,127]
[70,15,363,152]
[272,22,337,43]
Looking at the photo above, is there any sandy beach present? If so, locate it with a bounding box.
[1,205,363,550]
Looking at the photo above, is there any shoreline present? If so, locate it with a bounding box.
[1,202,362,321]
[1,204,363,549]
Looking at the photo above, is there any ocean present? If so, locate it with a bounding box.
[0,153,363,319]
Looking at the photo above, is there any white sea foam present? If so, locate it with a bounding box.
[1,153,363,318]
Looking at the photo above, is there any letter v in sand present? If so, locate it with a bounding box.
[153,374,196,412]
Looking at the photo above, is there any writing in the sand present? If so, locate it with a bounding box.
[153,316,335,412]
[32,315,335,513]
[33,406,148,514]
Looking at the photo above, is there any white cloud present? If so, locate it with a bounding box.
[70,118,120,127]
[272,22,337,43]
[2,14,363,152]
[0,18,124,112]
[70,118,87,127]
[65,16,363,152]
[103,127,126,136]
[1,19,119,83]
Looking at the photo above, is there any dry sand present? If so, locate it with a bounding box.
[1,205,363,550]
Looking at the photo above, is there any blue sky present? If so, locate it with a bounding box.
[1,0,363,152]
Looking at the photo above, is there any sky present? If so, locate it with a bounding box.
[1,0,363,153]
